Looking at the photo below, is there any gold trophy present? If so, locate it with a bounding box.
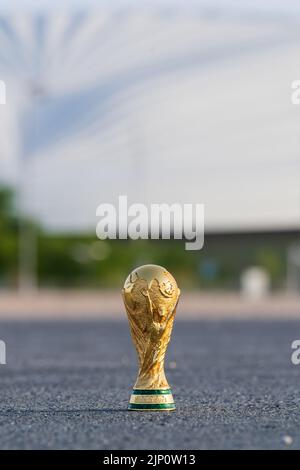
[122,264,180,411]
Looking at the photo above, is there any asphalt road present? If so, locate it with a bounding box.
[0,319,300,450]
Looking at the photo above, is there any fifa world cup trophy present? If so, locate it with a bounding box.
[122,264,180,411]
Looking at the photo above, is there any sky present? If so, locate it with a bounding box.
[0,2,300,232]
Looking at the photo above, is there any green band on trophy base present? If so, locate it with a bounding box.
[128,389,176,411]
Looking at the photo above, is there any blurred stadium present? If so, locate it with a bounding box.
[0,0,300,317]
[2,0,300,452]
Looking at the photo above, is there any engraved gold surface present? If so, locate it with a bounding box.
[129,394,175,405]
[122,264,180,392]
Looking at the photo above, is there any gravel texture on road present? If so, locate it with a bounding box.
[0,320,300,449]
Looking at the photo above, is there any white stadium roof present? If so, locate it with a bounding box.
[0,2,300,232]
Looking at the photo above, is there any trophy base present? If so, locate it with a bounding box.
[128,389,175,411]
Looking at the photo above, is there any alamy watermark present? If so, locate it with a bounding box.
[291,340,300,365]
[0,340,6,365]
[0,80,6,104]
[291,80,300,105]
[96,196,204,250]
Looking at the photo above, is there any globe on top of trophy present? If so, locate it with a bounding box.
[122,264,180,411]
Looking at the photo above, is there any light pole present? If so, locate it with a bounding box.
[18,80,47,292]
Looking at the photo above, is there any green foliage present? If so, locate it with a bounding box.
[255,247,283,287]
[0,186,290,290]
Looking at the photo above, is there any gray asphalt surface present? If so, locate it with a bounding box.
[0,319,300,449]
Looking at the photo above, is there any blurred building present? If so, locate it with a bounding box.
[0,1,300,291]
